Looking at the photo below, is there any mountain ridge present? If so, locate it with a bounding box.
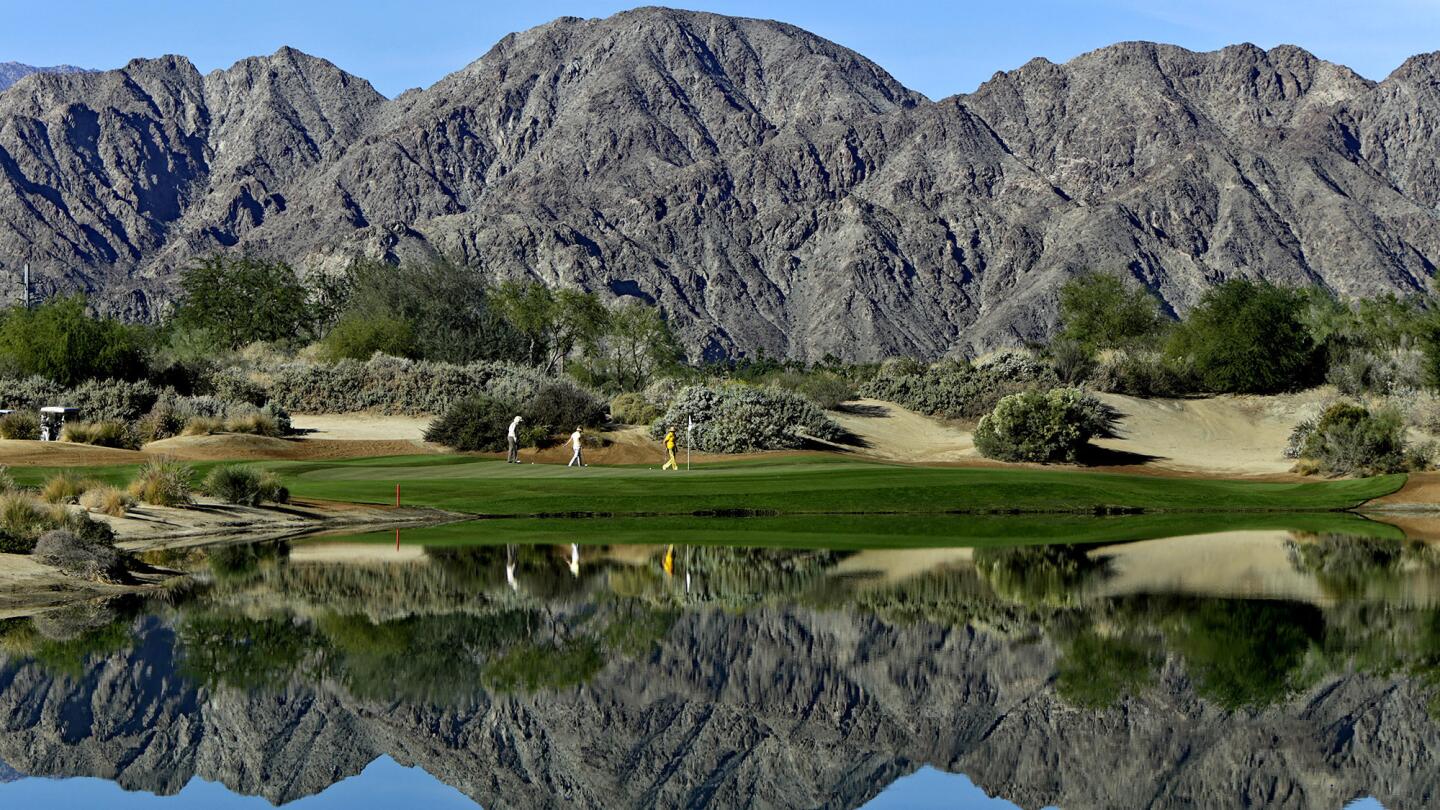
[3,8,1440,359]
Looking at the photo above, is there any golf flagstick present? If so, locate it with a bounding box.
[686,416,694,471]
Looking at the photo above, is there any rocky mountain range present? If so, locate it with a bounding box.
[4,7,1440,359]
[0,62,90,92]
[0,607,1434,809]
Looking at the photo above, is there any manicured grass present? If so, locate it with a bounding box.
[260,455,1404,517]
[321,510,1403,551]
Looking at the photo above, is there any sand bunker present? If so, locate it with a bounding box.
[1091,392,1318,475]
[829,399,977,463]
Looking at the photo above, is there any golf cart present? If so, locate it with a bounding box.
[39,406,78,442]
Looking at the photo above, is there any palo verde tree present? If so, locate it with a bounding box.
[1058,271,1169,351]
[173,255,316,349]
[492,280,609,371]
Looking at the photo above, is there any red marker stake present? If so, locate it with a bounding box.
[395,483,401,507]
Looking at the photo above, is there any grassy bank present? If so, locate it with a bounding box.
[262,455,1402,517]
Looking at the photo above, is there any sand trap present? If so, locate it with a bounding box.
[291,414,432,441]
[829,400,978,463]
[1092,392,1318,475]
[143,433,438,462]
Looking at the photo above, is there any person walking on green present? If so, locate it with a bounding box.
[507,415,523,464]
[567,426,586,468]
[662,426,679,470]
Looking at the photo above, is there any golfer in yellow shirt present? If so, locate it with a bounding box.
[662,426,679,470]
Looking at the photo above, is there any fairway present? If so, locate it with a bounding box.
[257,455,1403,517]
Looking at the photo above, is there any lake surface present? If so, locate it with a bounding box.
[0,513,1435,808]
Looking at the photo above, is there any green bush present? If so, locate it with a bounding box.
[424,395,518,452]
[321,313,417,361]
[525,382,607,433]
[766,370,855,410]
[173,255,320,350]
[1047,339,1097,386]
[1288,402,1429,476]
[0,411,39,440]
[649,384,846,453]
[203,466,288,506]
[973,388,1121,463]
[1164,280,1320,394]
[128,459,194,507]
[610,392,662,425]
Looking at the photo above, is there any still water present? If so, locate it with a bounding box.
[0,514,1434,809]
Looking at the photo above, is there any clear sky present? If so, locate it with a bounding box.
[3,0,1440,100]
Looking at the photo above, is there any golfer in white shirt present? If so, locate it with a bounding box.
[568,426,585,467]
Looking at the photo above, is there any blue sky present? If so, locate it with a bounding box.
[3,1,1440,100]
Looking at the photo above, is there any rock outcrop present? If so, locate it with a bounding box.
[4,9,1440,358]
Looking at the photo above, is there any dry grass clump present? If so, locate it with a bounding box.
[0,465,14,494]
[60,420,134,448]
[0,492,51,552]
[41,471,103,504]
[202,465,290,506]
[0,411,40,440]
[181,416,226,436]
[127,458,194,507]
[225,412,281,437]
[79,485,136,517]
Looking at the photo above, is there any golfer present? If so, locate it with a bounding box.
[568,426,585,467]
[507,415,523,463]
[662,426,679,470]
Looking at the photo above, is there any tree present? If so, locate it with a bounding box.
[581,300,683,391]
[334,260,524,363]
[492,281,609,371]
[321,313,417,360]
[173,255,315,349]
[1165,279,1320,394]
[0,296,148,384]
[1058,272,1168,351]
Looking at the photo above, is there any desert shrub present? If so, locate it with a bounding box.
[973,388,1121,463]
[203,466,288,506]
[1047,339,1097,386]
[642,377,685,412]
[0,377,159,422]
[128,459,194,507]
[1164,279,1320,394]
[41,472,100,505]
[182,416,226,436]
[649,384,846,453]
[1090,350,1190,397]
[1327,347,1428,397]
[0,411,39,440]
[1288,402,1428,476]
[79,485,135,517]
[610,392,662,425]
[525,382,607,432]
[0,466,12,493]
[267,356,552,415]
[766,370,855,410]
[424,395,518,452]
[321,313,417,361]
[32,529,124,582]
[134,400,184,444]
[60,420,134,449]
[0,295,149,385]
[860,353,1057,420]
[205,368,268,406]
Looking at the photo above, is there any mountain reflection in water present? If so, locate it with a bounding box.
[0,519,1435,809]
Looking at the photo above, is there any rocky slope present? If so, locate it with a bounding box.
[0,607,1435,809]
[4,8,1440,358]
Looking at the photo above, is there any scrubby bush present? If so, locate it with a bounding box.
[79,485,135,517]
[525,382,607,433]
[1090,350,1190,397]
[0,493,112,554]
[61,420,134,448]
[225,411,282,437]
[973,388,1121,463]
[610,392,662,425]
[425,395,520,452]
[0,411,39,440]
[1326,348,1428,397]
[0,377,160,422]
[0,295,149,385]
[766,370,855,410]
[40,472,99,504]
[1288,402,1429,476]
[203,466,289,506]
[32,529,125,582]
[649,385,846,453]
[860,353,1057,420]
[1047,339,1098,386]
[321,313,417,361]
[182,416,226,436]
[267,356,552,415]
[128,459,194,507]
